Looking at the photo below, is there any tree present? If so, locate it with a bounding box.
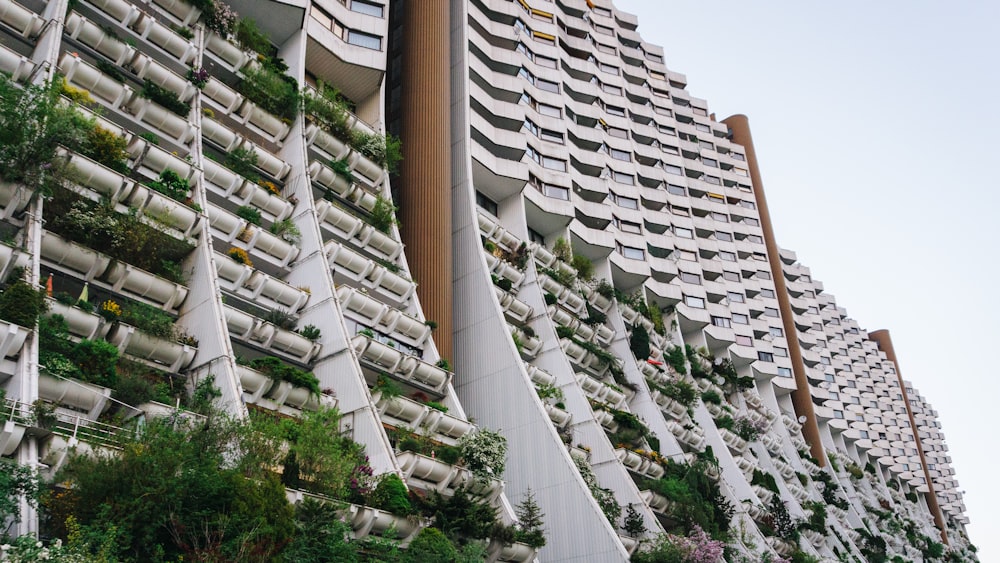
[0,458,37,525]
[623,503,647,538]
[513,489,546,548]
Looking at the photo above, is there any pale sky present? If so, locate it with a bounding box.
[614,1,1000,559]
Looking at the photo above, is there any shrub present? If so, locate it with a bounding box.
[629,323,651,360]
[233,17,270,54]
[304,85,352,140]
[239,63,299,121]
[225,146,260,182]
[552,237,571,262]
[70,339,119,387]
[700,389,722,405]
[141,79,190,116]
[298,324,321,341]
[404,527,456,563]
[0,279,48,327]
[235,205,262,225]
[147,169,190,201]
[368,195,398,233]
[350,130,402,174]
[270,218,301,245]
[571,253,594,280]
[120,301,175,339]
[203,1,238,36]
[543,292,557,306]
[329,157,354,183]
[512,489,546,548]
[81,125,129,173]
[368,473,411,515]
[459,428,507,480]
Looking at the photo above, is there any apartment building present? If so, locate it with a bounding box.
[0,0,976,561]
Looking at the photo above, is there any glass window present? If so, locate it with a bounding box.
[777,367,792,376]
[760,288,775,298]
[619,244,645,260]
[350,0,384,17]
[719,251,736,262]
[678,249,697,261]
[757,351,773,362]
[679,272,701,285]
[722,271,740,282]
[537,78,560,93]
[769,326,783,337]
[611,170,634,185]
[476,191,498,216]
[666,184,686,195]
[615,217,642,234]
[774,347,788,357]
[347,30,382,50]
[733,313,749,325]
[757,270,772,280]
[674,227,693,239]
[542,156,566,171]
[664,164,683,175]
[614,194,639,210]
[736,335,753,347]
[716,231,733,242]
[609,148,631,161]
[684,295,705,309]
[727,291,744,303]
[605,104,626,117]
[711,316,731,328]
[763,307,779,318]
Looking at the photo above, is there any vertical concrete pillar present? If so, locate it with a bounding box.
[398,0,453,361]
[869,329,949,545]
[723,114,827,467]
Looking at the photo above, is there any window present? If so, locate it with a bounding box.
[350,0,384,17]
[537,78,560,93]
[540,128,563,144]
[542,155,566,171]
[347,29,382,50]
[777,367,792,377]
[703,157,718,168]
[605,104,626,117]
[736,335,753,347]
[760,288,775,298]
[684,295,705,309]
[677,249,697,262]
[727,291,745,303]
[744,217,760,226]
[674,226,693,239]
[666,183,686,196]
[536,54,557,68]
[716,231,733,242]
[774,347,788,357]
[711,212,729,223]
[664,164,683,175]
[610,169,634,185]
[679,272,701,285]
[598,62,619,75]
[476,191,498,216]
[605,125,628,139]
[614,217,642,234]
[757,270,772,280]
[719,251,736,262]
[609,147,631,162]
[593,23,614,35]
[711,316,731,328]
[834,410,844,419]
[722,271,740,282]
[612,193,639,210]
[732,313,749,325]
[859,430,869,439]
[769,326,783,337]
[748,234,764,244]
[530,175,569,200]
[757,351,774,362]
[618,244,645,260]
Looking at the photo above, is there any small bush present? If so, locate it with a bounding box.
[235,205,262,225]
[141,79,190,117]
[0,279,48,327]
[225,146,260,182]
[70,339,119,387]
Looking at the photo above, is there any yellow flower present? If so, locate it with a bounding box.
[100,300,121,317]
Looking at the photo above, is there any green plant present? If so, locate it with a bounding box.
[234,17,271,54]
[328,157,354,183]
[435,358,451,371]
[425,401,448,413]
[405,527,457,562]
[173,25,194,40]
[141,79,190,116]
[571,253,594,280]
[186,67,209,89]
[622,503,647,538]
[350,130,402,173]
[573,455,620,525]
[535,382,564,402]
[459,428,507,480]
[0,278,48,327]
[239,63,300,121]
[69,338,120,387]
[510,488,546,548]
[544,292,557,306]
[700,389,722,405]
[138,131,160,145]
[594,279,615,299]
[299,324,321,341]
[666,346,687,375]
[120,301,176,339]
[0,75,96,194]
[629,323,651,360]
[555,325,574,339]
[81,125,129,173]
[249,356,320,396]
[227,246,252,266]
[203,0,238,36]
[147,169,190,201]
[235,205,262,225]
[270,218,302,245]
[552,237,571,262]
[0,458,38,525]
[304,83,353,140]
[265,308,297,330]
[368,194,398,233]
[368,473,411,515]
[225,146,260,182]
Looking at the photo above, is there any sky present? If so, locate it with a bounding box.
[614,0,1000,559]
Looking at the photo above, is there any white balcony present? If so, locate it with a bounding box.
[103,261,189,310]
[238,100,291,144]
[397,450,465,493]
[131,13,197,64]
[38,372,111,420]
[44,299,106,340]
[126,96,196,144]
[544,403,572,428]
[40,231,112,281]
[64,12,135,64]
[63,150,133,202]
[131,53,196,101]
[336,286,429,345]
[326,241,416,303]
[252,323,321,363]
[308,160,353,198]
[526,364,556,387]
[202,79,244,115]
[205,33,251,71]
[0,0,41,39]
[150,0,201,25]
[348,503,422,542]
[0,41,34,81]
[244,270,310,313]
[59,52,133,108]
[107,324,196,372]
[352,335,449,394]
[126,184,200,237]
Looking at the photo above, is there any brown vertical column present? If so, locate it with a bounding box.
[398,0,452,361]
[723,114,827,467]
[869,330,949,544]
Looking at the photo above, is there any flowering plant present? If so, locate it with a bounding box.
[734,416,768,442]
[186,67,209,89]
[458,427,507,480]
[258,180,281,197]
[227,247,252,267]
[203,2,237,36]
[99,299,121,321]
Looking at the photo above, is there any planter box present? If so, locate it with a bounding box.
[132,15,196,64]
[398,356,450,393]
[65,151,130,201]
[151,0,201,25]
[491,540,537,563]
[248,227,301,267]
[38,372,111,419]
[103,261,189,310]
[202,118,243,153]
[374,392,429,427]
[206,33,250,70]
[353,334,404,372]
[350,505,421,542]
[131,53,194,101]
[64,13,133,64]
[128,185,199,236]
[305,123,351,160]
[245,271,310,313]
[615,448,643,471]
[544,403,571,428]
[423,410,475,444]
[0,41,34,81]
[243,141,290,180]
[397,450,461,490]
[59,52,131,107]
[0,419,26,455]
[236,181,293,221]
[241,102,290,143]
[263,324,319,363]
[88,0,139,25]
[224,305,257,339]
[237,364,274,402]
[45,299,104,340]
[40,232,111,279]
[308,160,353,197]
[127,96,194,143]
[316,199,365,239]
[108,324,196,371]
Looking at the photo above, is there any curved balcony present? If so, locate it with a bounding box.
[238,100,291,144]
[336,286,429,345]
[352,335,449,395]
[125,184,200,237]
[103,261,189,310]
[107,323,196,372]
[326,241,416,304]
[544,402,572,428]
[202,78,244,115]
[59,52,133,108]
[40,231,112,281]
[251,322,321,363]
[126,96,195,144]
[150,0,201,25]
[131,52,197,101]
[205,33,251,71]
[64,12,135,64]
[0,0,40,39]
[38,372,111,420]
[349,504,422,541]
[44,298,106,340]
[130,12,197,64]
